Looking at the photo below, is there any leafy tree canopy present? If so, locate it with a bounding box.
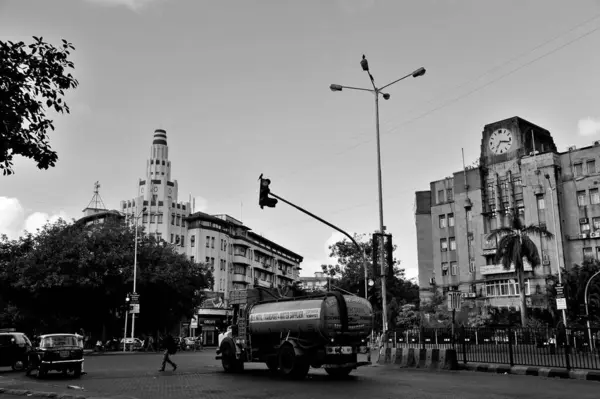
[1,36,79,175]
[320,233,419,330]
[0,219,212,337]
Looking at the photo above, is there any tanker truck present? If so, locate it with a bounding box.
[216,287,373,379]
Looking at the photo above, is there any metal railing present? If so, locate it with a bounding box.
[386,326,600,370]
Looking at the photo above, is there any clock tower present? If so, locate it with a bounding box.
[480,117,557,165]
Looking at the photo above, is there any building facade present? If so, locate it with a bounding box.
[120,129,191,249]
[416,116,600,312]
[118,129,303,309]
[299,271,329,292]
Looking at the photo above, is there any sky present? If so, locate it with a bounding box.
[1,0,600,281]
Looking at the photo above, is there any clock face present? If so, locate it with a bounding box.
[489,128,513,154]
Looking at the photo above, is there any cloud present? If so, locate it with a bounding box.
[0,197,70,240]
[299,231,349,277]
[82,0,164,12]
[578,117,600,136]
[192,196,208,213]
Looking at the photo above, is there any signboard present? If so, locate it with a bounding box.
[190,317,198,329]
[447,292,462,311]
[130,303,140,314]
[480,262,532,275]
[556,298,567,310]
[130,293,140,304]
[249,308,321,323]
[555,284,564,298]
[197,308,229,316]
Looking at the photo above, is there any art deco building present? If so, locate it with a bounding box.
[415,116,600,312]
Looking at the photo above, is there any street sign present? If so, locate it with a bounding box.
[556,298,567,310]
[555,284,564,298]
[447,292,462,311]
[130,293,140,304]
[190,317,198,329]
[130,304,140,314]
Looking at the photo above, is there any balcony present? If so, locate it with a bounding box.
[233,255,251,265]
[480,260,533,275]
[231,273,251,284]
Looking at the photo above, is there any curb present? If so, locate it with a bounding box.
[459,362,600,381]
[0,386,88,398]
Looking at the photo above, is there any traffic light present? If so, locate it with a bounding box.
[372,233,380,277]
[385,234,394,278]
[259,177,278,209]
[125,294,131,312]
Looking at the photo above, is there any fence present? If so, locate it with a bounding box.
[387,326,600,370]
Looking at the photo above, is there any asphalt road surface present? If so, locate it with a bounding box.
[0,350,599,399]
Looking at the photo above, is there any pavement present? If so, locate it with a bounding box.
[0,349,599,399]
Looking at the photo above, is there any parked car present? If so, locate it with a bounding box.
[0,332,32,371]
[34,333,84,378]
[120,337,143,351]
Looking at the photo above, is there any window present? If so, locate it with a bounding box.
[224,241,227,252]
[171,214,175,225]
[587,160,596,174]
[180,235,185,246]
[156,232,162,241]
[151,194,157,204]
[190,256,195,263]
[485,279,531,297]
[441,262,449,276]
[536,195,545,210]
[516,199,525,215]
[446,189,453,202]
[583,247,594,260]
[157,214,163,224]
[440,238,448,251]
[211,237,215,248]
[176,215,181,226]
[206,236,210,248]
[205,256,210,265]
[150,214,156,223]
[439,215,446,228]
[190,235,195,247]
[591,189,600,205]
[142,214,148,223]
[437,189,445,203]
[466,208,472,221]
[469,259,475,273]
[450,261,458,276]
[211,257,215,266]
[448,213,455,227]
[182,218,186,227]
[449,237,457,251]
[574,163,584,177]
[577,191,587,207]
[170,233,174,243]
[580,223,590,233]
[594,217,600,230]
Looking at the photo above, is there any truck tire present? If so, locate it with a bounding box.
[266,357,278,373]
[220,339,243,373]
[325,367,353,378]
[278,344,309,380]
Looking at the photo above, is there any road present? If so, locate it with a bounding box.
[0,350,599,399]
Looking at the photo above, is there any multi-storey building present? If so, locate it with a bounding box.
[415,116,600,312]
[299,271,329,292]
[118,128,303,304]
[120,129,191,249]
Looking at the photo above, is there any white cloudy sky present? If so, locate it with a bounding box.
[1,0,600,279]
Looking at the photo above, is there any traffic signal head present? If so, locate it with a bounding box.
[259,177,278,209]
[385,234,394,278]
[372,233,380,277]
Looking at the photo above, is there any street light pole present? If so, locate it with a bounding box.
[545,174,568,327]
[130,205,145,349]
[330,56,426,334]
[585,270,600,351]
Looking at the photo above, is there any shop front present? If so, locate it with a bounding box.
[193,308,230,347]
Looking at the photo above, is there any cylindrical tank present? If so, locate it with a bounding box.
[248,294,373,340]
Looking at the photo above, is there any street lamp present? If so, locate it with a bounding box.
[130,204,147,349]
[544,173,568,327]
[330,55,426,334]
[584,270,600,351]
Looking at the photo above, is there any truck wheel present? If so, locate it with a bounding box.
[278,344,309,380]
[11,359,25,371]
[220,340,243,373]
[266,357,278,373]
[325,367,353,378]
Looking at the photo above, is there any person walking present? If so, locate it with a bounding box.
[159,334,177,372]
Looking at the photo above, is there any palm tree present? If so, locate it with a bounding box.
[488,214,554,326]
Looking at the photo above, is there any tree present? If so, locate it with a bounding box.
[1,36,79,175]
[488,214,554,326]
[546,259,600,327]
[321,233,420,330]
[0,219,212,337]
